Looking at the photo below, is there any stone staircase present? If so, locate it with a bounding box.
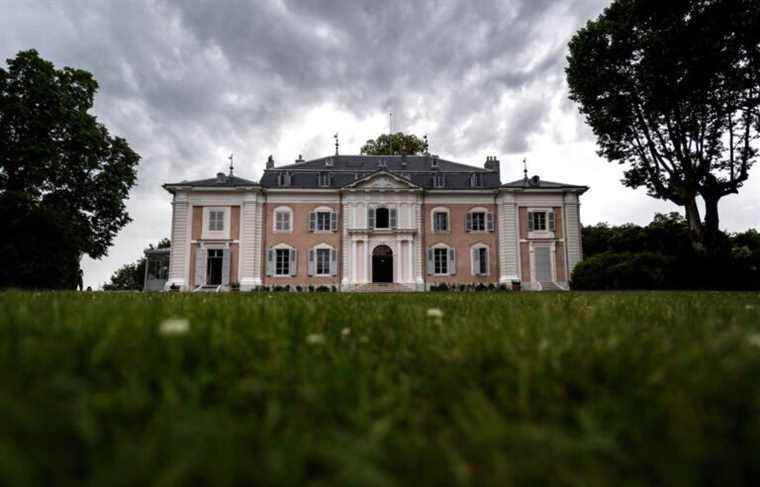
[539,281,564,291]
[350,283,416,293]
[192,285,223,293]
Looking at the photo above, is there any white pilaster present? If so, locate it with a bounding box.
[498,200,519,283]
[166,193,189,290]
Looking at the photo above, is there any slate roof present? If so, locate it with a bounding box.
[260,154,501,190]
[502,176,589,193]
[163,173,259,192]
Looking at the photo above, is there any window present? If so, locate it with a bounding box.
[528,210,555,233]
[310,208,336,232]
[275,249,290,276]
[471,212,486,231]
[375,208,389,228]
[470,173,483,187]
[274,207,292,232]
[433,173,445,188]
[466,209,494,232]
[208,210,224,231]
[319,172,331,187]
[434,248,448,275]
[368,207,397,229]
[316,212,331,231]
[315,248,331,275]
[277,172,292,187]
[433,211,448,232]
[472,246,488,276]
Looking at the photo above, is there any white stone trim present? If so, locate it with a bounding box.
[272,206,293,233]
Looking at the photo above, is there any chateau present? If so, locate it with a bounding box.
[162,152,587,291]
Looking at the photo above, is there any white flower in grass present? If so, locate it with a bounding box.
[426,308,444,319]
[341,327,352,338]
[159,318,189,336]
[746,304,755,310]
[306,333,325,345]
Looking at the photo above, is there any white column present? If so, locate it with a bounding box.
[564,193,582,275]
[167,193,189,290]
[239,195,260,290]
[342,203,352,287]
[407,239,414,283]
[364,239,370,283]
[351,239,357,283]
[498,198,519,283]
[414,202,424,288]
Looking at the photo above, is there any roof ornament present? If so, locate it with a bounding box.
[334,133,339,156]
[522,157,528,181]
[228,153,234,177]
[423,134,429,155]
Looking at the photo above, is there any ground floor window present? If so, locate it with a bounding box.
[315,248,331,275]
[275,249,290,276]
[434,248,448,275]
[474,247,488,275]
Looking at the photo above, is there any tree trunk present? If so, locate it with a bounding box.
[683,197,704,250]
[703,195,721,256]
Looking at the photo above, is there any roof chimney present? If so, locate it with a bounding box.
[295,154,305,164]
[430,154,439,169]
[266,155,275,169]
[484,155,500,174]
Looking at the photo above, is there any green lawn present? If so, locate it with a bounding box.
[2,291,760,486]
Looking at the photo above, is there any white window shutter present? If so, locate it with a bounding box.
[548,212,555,232]
[449,248,456,276]
[330,249,337,275]
[487,212,494,232]
[330,211,338,231]
[472,247,479,276]
[221,249,230,286]
[290,249,297,277]
[266,249,274,276]
[195,247,205,286]
[390,208,398,229]
[427,248,434,275]
[308,249,315,276]
[309,211,315,232]
[483,248,489,275]
[528,212,534,232]
[465,213,472,232]
[368,208,375,229]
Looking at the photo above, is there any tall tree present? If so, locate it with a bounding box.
[566,0,760,252]
[360,132,426,156]
[0,50,139,288]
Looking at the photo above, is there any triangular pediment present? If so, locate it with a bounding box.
[342,170,419,190]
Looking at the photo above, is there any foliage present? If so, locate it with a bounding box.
[360,132,426,155]
[0,50,140,289]
[566,0,760,252]
[575,213,760,290]
[2,291,760,485]
[103,238,170,291]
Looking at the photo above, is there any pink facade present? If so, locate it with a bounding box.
[163,154,587,291]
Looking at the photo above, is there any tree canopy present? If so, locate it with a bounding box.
[360,133,427,155]
[0,50,139,288]
[566,0,760,253]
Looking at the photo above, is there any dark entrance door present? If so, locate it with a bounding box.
[206,249,223,285]
[372,245,393,283]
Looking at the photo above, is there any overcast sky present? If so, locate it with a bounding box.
[2,0,759,288]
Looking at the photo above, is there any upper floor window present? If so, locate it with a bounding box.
[432,208,449,232]
[466,208,494,233]
[309,207,337,232]
[470,173,483,187]
[274,207,292,232]
[368,207,397,229]
[208,210,224,231]
[528,210,555,233]
[319,172,332,187]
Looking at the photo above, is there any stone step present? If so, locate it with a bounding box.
[539,281,564,291]
[351,283,416,293]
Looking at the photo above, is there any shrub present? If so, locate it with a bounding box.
[571,252,675,290]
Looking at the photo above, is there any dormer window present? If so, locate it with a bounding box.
[433,173,445,188]
[277,172,292,187]
[319,172,332,187]
[431,156,439,169]
[470,173,483,187]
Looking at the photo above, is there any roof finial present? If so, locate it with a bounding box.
[334,133,339,156]
[522,157,528,181]
[228,153,234,177]
[423,134,429,155]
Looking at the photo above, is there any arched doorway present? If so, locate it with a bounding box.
[372,245,393,283]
